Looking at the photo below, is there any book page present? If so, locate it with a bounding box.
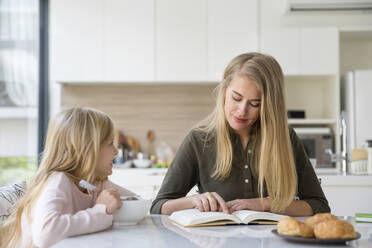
[169,209,241,226]
[232,210,287,224]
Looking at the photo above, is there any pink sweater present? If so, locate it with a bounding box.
[18,172,135,248]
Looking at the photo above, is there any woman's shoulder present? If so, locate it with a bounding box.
[288,127,299,142]
[287,127,305,157]
[187,127,215,144]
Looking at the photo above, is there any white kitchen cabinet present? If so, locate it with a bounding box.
[110,168,167,199]
[300,28,339,75]
[261,28,300,75]
[110,169,372,217]
[207,0,259,81]
[110,168,197,199]
[50,0,104,82]
[155,0,207,81]
[104,0,154,81]
[318,174,372,216]
[261,27,338,76]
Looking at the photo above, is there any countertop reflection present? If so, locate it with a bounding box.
[52,215,372,248]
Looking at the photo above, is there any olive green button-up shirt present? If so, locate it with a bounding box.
[150,128,330,214]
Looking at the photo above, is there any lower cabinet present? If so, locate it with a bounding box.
[110,168,197,200]
[110,168,372,217]
[110,168,166,199]
[319,175,372,216]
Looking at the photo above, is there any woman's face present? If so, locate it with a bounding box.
[95,134,118,177]
[224,75,261,136]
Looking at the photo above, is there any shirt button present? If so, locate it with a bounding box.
[248,149,252,154]
[245,179,249,183]
[244,165,248,169]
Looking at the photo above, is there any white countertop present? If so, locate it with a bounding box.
[52,215,372,248]
[112,167,372,186]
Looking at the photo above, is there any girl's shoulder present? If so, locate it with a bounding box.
[49,171,70,180]
[46,172,75,189]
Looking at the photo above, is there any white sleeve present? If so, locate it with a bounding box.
[31,177,113,248]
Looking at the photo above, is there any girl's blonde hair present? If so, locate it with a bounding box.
[0,107,114,248]
[198,52,297,213]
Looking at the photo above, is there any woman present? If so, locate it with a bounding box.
[150,52,330,216]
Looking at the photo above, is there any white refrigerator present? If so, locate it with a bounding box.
[341,70,372,155]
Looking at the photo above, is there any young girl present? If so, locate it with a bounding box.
[0,107,136,248]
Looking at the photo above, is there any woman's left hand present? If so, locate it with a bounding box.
[226,198,270,212]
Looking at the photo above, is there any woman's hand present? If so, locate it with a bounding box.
[226,198,270,212]
[190,192,230,213]
[96,188,122,214]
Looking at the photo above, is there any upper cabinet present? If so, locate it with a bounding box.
[207,0,259,81]
[51,0,259,83]
[261,28,300,75]
[155,0,259,82]
[51,0,339,82]
[51,0,154,82]
[104,0,154,82]
[50,0,104,82]
[261,27,339,76]
[300,28,339,75]
[155,0,207,82]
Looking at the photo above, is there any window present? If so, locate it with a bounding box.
[0,0,39,186]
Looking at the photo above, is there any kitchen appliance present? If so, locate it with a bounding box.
[288,0,372,12]
[287,110,305,119]
[342,70,372,157]
[294,127,334,168]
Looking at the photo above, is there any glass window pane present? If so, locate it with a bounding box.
[0,0,39,186]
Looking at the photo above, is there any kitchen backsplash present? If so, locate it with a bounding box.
[61,83,217,152]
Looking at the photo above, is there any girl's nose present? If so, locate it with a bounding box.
[114,146,119,156]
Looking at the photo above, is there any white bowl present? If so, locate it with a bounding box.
[133,159,152,168]
[113,198,151,226]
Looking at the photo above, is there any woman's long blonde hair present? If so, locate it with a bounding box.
[198,52,297,213]
[0,107,114,248]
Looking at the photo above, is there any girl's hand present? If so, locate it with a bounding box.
[190,192,230,214]
[226,198,270,212]
[96,188,122,214]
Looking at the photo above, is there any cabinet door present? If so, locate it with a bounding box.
[300,28,339,75]
[260,28,300,75]
[156,0,207,81]
[104,0,154,81]
[208,0,258,81]
[50,0,104,82]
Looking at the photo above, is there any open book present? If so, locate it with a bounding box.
[168,209,288,227]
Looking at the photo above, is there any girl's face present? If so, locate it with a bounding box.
[224,75,261,137]
[95,134,118,177]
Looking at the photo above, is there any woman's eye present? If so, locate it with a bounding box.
[232,96,241,102]
[249,102,260,108]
